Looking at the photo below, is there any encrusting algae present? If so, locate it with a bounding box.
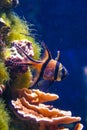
[0,0,84,130]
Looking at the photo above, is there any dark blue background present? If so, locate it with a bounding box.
[15,0,87,129]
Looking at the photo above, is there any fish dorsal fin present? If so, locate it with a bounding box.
[12,42,42,65]
[55,51,60,61]
[12,42,52,66]
[41,42,52,63]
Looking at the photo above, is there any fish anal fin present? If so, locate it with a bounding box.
[29,66,42,88]
[36,79,54,92]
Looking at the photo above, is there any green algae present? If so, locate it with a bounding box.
[0,62,9,85]
[12,68,32,89]
[0,98,10,130]
[0,11,41,89]
[0,1,42,129]
[0,12,41,60]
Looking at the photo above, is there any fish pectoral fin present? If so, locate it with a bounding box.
[29,67,42,88]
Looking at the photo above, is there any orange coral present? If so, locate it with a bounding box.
[11,88,83,130]
[74,123,83,130]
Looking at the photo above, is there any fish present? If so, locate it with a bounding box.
[10,42,68,89]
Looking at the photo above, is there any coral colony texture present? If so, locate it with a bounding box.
[0,0,83,130]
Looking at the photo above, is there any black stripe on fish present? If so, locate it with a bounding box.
[54,62,59,80]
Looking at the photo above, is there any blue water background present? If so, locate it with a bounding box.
[15,0,87,129]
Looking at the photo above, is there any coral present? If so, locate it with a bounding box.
[0,0,41,90]
[5,40,35,89]
[11,88,83,130]
[0,98,10,130]
[4,39,42,89]
[74,123,83,130]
